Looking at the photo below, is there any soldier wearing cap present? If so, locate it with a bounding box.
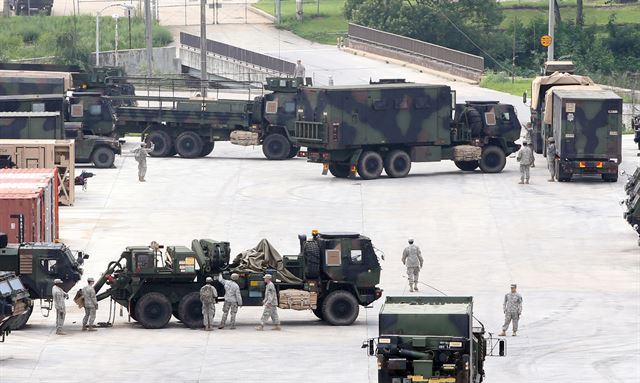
[256,273,280,331]
[402,239,423,292]
[500,284,523,336]
[218,273,243,330]
[547,137,558,182]
[52,279,68,335]
[516,140,535,184]
[200,277,217,331]
[132,142,154,182]
[82,277,99,331]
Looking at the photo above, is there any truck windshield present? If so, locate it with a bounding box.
[0,281,11,295]
[8,278,25,291]
[64,248,78,265]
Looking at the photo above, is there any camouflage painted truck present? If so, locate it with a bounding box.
[292,82,521,179]
[0,271,31,341]
[364,296,488,383]
[0,233,88,328]
[92,231,383,329]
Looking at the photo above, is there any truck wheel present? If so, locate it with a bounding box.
[135,292,172,329]
[178,292,203,328]
[384,150,411,178]
[9,304,33,330]
[602,173,618,182]
[479,146,506,173]
[312,306,324,320]
[287,145,300,159]
[357,151,384,180]
[322,290,359,326]
[556,160,571,182]
[148,130,173,157]
[454,160,479,171]
[303,241,321,279]
[262,134,290,160]
[91,147,115,168]
[200,142,215,157]
[329,164,350,178]
[176,131,204,158]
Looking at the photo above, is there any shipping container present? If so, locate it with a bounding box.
[0,193,44,243]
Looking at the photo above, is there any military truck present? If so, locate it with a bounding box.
[93,231,382,329]
[0,271,32,341]
[364,296,487,383]
[7,0,53,15]
[292,82,521,179]
[623,166,640,246]
[0,233,88,328]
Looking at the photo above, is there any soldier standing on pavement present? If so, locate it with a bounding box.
[547,137,558,182]
[200,277,217,331]
[218,273,243,329]
[402,239,424,292]
[524,123,535,168]
[517,140,535,184]
[500,284,523,337]
[256,274,281,331]
[82,277,98,331]
[52,279,68,335]
[293,60,306,78]
[132,142,154,182]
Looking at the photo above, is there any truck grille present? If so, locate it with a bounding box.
[294,121,325,142]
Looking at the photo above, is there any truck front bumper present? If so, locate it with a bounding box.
[560,160,618,175]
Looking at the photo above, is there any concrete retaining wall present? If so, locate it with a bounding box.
[90,47,180,75]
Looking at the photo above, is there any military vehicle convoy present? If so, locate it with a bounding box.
[293,82,521,179]
[623,167,640,246]
[0,271,31,341]
[364,296,488,383]
[0,233,88,328]
[93,231,382,329]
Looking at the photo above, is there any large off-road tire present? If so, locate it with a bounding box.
[9,304,33,330]
[322,290,359,326]
[454,160,479,171]
[287,145,300,159]
[312,306,324,320]
[178,291,203,329]
[303,241,321,279]
[357,151,384,180]
[147,130,173,157]
[262,133,291,160]
[329,163,350,178]
[176,131,204,158]
[384,150,411,178]
[135,292,172,329]
[602,173,618,182]
[91,147,115,168]
[479,146,506,173]
[200,142,215,157]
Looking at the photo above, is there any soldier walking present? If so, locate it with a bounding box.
[82,277,99,331]
[52,279,68,335]
[293,59,306,78]
[256,274,280,331]
[218,273,243,330]
[547,137,557,182]
[500,284,523,337]
[402,239,424,292]
[516,140,535,184]
[132,142,154,182]
[200,277,217,331]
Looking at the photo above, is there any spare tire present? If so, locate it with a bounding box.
[303,241,320,279]
[135,292,172,329]
[479,146,506,173]
[178,291,203,328]
[322,290,359,326]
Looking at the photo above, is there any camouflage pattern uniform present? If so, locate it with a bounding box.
[516,143,535,184]
[293,61,306,78]
[524,125,535,168]
[218,274,242,329]
[199,283,217,331]
[547,139,558,182]
[82,282,98,331]
[501,290,523,336]
[402,242,423,292]
[258,277,280,329]
[52,283,68,334]
[132,143,154,182]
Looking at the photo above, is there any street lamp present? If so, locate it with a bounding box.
[96,3,135,67]
[112,14,120,67]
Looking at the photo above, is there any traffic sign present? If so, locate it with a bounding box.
[540,35,553,47]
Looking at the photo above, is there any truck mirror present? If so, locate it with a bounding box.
[522,91,527,104]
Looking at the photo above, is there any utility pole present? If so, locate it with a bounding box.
[275,0,281,24]
[200,0,207,97]
[144,0,153,76]
[548,0,555,60]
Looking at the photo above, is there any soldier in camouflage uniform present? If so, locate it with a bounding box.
[132,142,154,182]
[402,239,424,292]
[524,123,535,168]
[82,277,99,331]
[256,274,280,331]
[293,60,306,78]
[516,140,535,184]
[52,279,68,335]
[200,277,217,331]
[218,273,243,329]
[547,137,557,182]
[500,284,523,336]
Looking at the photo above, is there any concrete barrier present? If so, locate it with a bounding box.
[90,47,180,76]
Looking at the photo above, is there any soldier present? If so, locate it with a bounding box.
[293,60,306,78]
[256,274,280,331]
[200,277,217,331]
[132,142,154,182]
[402,239,423,292]
[524,123,535,168]
[499,284,523,337]
[52,279,68,335]
[516,140,535,184]
[82,277,99,331]
[547,137,557,182]
[218,273,243,330]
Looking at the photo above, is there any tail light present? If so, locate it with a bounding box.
[350,165,357,175]
[579,162,586,168]
[596,162,603,168]
[298,150,307,157]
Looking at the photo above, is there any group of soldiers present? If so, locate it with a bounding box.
[517,124,558,184]
[52,277,99,335]
[402,239,523,337]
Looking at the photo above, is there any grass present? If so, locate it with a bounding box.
[480,72,533,97]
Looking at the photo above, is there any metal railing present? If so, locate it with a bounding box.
[348,23,484,74]
[180,32,296,75]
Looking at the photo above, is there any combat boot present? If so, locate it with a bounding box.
[413,284,419,292]
[230,325,236,330]
[82,326,88,331]
[409,287,414,292]
[255,325,264,331]
[548,178,555,182]
[218,324,225,329]
[272,325,281,331]
[525,180,529,184]
[512,331,517,336]
[518,180,524,184]
[88,327,97,332]
[56,330,67,335]
[498,331,506,336]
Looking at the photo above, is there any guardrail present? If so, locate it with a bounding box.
[180,32,295,75]
[347,23,484,80]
